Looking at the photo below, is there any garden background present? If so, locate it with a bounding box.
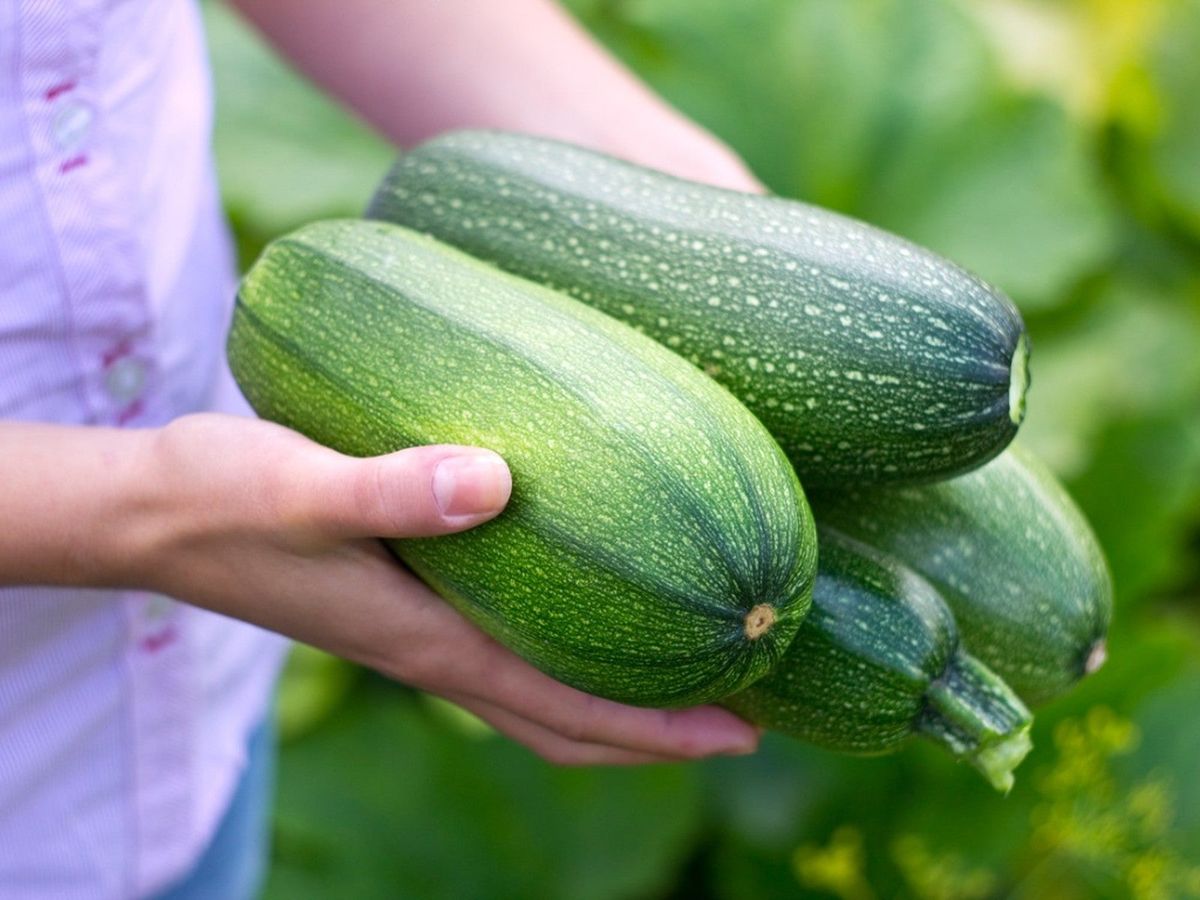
[206,1,1200,896]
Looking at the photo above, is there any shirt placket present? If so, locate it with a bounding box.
[19,3,195,894]
[24,0,155,428]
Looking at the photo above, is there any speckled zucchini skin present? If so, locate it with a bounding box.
[227,219,817,707]
[723,530,1031,791]
[811,445,1112,706]
[367,130,1029,488]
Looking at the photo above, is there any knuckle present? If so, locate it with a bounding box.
[353,457,397,532]
[657,709,695,755]
[379,628,449,690]
[557,695,602,745]
[393,611,493,691]
[444,631,501,690]
[557,721,587,746]
[356,452,440,537]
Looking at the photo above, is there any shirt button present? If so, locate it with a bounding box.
[104,356,145,403]
[53,101,93,152]
[143,594,175,622]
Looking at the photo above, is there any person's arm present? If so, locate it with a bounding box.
[1,416,758,764]
[228,0,763,193]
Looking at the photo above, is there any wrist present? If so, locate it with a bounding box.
[99,423,184,591]
[0,421,162,588]
[110,413,272,596]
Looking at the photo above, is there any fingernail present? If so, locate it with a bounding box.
[432,451,511,519]
[722,736,759,757]
[717,721,762,756]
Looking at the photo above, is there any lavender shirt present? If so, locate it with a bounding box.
[0,2,287,896]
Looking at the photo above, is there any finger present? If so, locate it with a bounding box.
[412,619,761,759]
[439,691,681,766]
[312,444,512,539]
[486,682,760,760]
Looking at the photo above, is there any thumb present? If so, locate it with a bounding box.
[320,444,512,539]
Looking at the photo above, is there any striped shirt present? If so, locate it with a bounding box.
[0,2,287,896]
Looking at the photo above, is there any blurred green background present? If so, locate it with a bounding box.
[205,0,1200,896]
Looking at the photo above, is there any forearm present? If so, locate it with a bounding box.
[0,422,154,587]
[229,0,760,189]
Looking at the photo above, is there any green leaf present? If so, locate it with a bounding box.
[1148,0,1200,235]
[1068,415,1200,607]
[274,645,357,741]
[1124,655,1200,856]
[265,683,703,900]
[701,735,845,850]
[865,96,1116,310]
[566,0,1116,309]
[1020,276,1200,477]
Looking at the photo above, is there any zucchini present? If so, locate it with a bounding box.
[812,445,1112,706]
[367,130,1029,488]
[227,219,818,707]
[723,530,1032,792]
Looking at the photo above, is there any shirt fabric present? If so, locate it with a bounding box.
[0,1,288,896]
[154,714,275,900]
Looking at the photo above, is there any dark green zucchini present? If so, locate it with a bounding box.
[227,219,817,707]
[367,130,1029,488]
[812,445,1111,706]
[723,530,1032,792]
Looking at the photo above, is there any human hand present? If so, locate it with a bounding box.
[126,414,759,764]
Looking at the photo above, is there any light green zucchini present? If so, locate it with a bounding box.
[367,130,1029,488]
[227,219,817,707]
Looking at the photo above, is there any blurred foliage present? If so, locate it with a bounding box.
[206,4,391,265]
[205,0,1199,896]
[569,0,1117,310]
[267,674,704,900]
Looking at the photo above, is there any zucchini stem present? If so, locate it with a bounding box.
[1008,334,1031,426]
[1084,639,1108,676]
[917,651,1033,793]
